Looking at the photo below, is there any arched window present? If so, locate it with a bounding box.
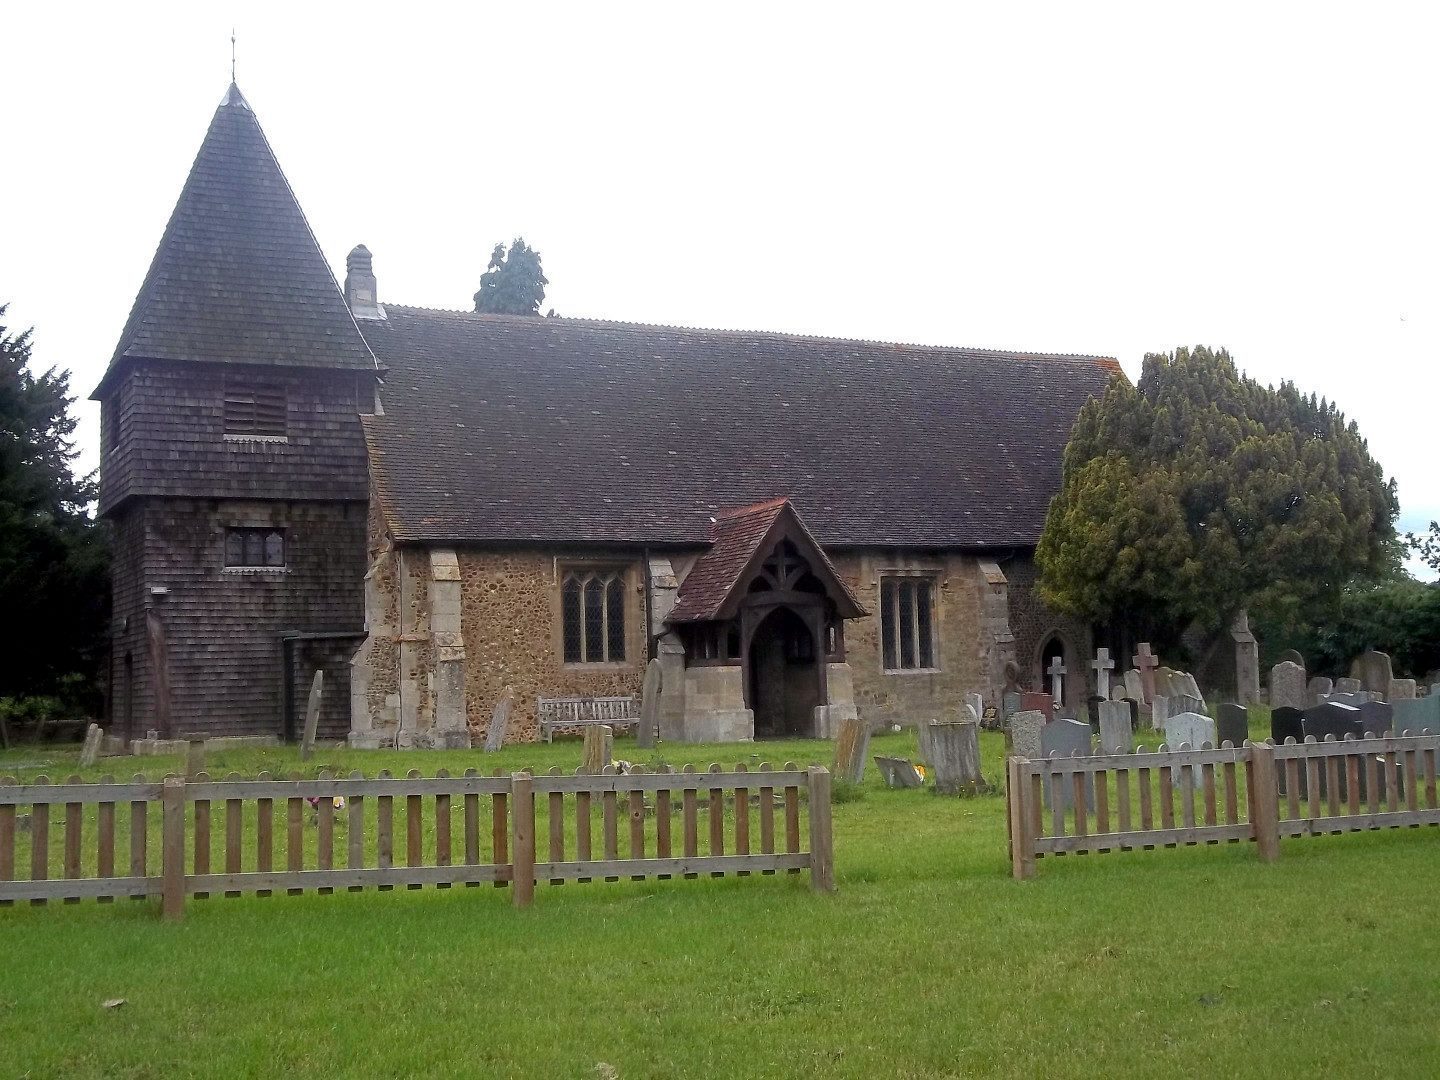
[562,568,627,664]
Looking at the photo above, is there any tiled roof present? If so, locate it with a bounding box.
[92,83,376,399]
[667,499,865,623]
[360,306,1121,547]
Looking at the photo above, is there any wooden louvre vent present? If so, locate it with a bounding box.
[223,384,287,437]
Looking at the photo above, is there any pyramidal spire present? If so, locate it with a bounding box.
[94,83,376,397]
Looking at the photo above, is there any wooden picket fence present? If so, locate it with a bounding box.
[1006,733,1440,879]
[0,762,833,919]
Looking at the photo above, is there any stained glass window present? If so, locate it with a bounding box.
[561,568,627,663]
[881,575,936,670]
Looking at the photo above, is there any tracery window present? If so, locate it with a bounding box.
[562,568,626,663]
[880,575,936,671]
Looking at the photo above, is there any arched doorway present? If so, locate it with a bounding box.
[748,606,821,738]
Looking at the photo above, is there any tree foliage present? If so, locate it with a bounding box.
[1409,520,1440,575]
[1036,346,1397,645]
[0,305,109,711]
[473,238,548,315]
[1258,577,1440,680]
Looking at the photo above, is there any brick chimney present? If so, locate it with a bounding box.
[345,244,385,320]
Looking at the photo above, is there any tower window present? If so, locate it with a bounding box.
[225,527,286,568]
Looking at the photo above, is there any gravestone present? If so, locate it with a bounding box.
[1172,694,1207,718]
[484,689,514,752]
[1086,695,1106,733]
[1001,690,1022,723]
[1335,677,1363,694]
[1098,700,1133,754]
[874,756,925,789]
[636,659,662,748]
[1304,700,1364,742]
[1232,609,1261,705]
[300,669,324,763]
[1388,679,1417,702]
[965,693,985,730]
[1395,695,1440,735]
[1306,677,1334,707]
[1351,650,1393,694]
[1092,647,1116,700]
[1020,692,1055,721]
[1270,706,1304,745]
[581,725,613,774]
[832,715,871,784]
[1164,711,1216,750]
[79,723,104,767]
[1041,718,1094,810]
[1151,695,1171,734]
[1269,661,1307,711]
[1133,643,1160,703]
[1277,649,1305,667]
[1216,703,1249,747]
[1008,710,1045,761]
[183,733,206,781]
[1124,668,1146,704]
[1355,699,1392,736]
[927,721,986,795]
[917,716,936,762]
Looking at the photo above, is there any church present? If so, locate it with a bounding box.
[93,84,1119,748]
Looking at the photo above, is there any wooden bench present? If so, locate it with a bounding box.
[538,695,640,743]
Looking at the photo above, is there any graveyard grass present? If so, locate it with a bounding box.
[5,721,1440,1078]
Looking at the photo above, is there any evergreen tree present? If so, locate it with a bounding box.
[473,238,548,315]
[0,305,109,709]
[1036,346,1397,647]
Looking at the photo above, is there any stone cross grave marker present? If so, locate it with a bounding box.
[1041,718,1094,811]
[483,688,514,752]
[1091,648,1115,700]
[1046,656,1068,705]
[1008,710,1045,761]
[1097,700,1133,754]
[927,720,986,795]
[79,723,104,767]
[1132,643,1160,703]
[1269,661,1307,711]
[1164,711,1216,750]
[1395,695,1440,735]
[300,669,324,763]
[636,659,662,749]
[1216,703,1249,747]
[832,715,871,784]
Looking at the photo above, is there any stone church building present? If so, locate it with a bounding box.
[95,84,1118,748]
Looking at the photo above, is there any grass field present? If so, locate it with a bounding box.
[3,726,1439,1078]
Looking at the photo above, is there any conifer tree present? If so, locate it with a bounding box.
[473,238,548,315]
[1036,346,1397,644]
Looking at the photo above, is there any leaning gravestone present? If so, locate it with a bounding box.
[1395,695,1440,735]
[832,715,871,784]
[965,693,985,729]
[1008,710,1045,761]
[636,659,662,748]
[927,720,986,795]
[483,689,515,752]
[1172,694,1207,717]
[1351,650,1394,694]
[1123,668,1146,704]
[1098,700,1133,754]
[1388,679,1417,702]
[1041,718,1094,810]
[1216,703,1249,747]
[79,723,104,767]
[1306,677,1334,707]
[1164,711,1216,750]
[1269,661,1307,711]
[874,756,925,789]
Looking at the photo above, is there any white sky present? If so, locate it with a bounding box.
[4,2,1436,576]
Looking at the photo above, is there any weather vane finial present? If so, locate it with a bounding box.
[231,28,237,82]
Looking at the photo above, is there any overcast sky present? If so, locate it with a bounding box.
[4,2,1436,576]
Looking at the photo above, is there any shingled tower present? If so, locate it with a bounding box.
[92,83,380,741]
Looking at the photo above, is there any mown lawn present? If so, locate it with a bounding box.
[2,726,1439,1079]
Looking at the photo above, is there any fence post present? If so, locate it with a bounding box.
[161,776,186,920]
[510,772,535,909]
[1248,742,1280,863]
[807,766,835,893]
[1007,757,1036,880]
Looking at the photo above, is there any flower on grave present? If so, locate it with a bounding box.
[914,765,927,781]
